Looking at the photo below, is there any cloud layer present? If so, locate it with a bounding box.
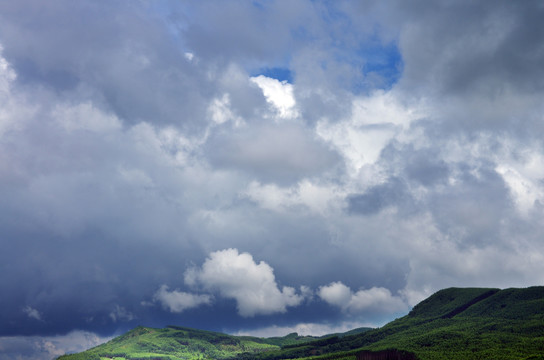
[2,1,544,358]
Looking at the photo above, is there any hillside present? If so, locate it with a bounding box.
[56,324,365,360]
[254,286,544,360]
[57,287,544,360]
[57,325,271,360]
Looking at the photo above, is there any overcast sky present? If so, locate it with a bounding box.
[1,1,544,359]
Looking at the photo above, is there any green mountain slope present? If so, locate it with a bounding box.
[254,286,544,360]
[58,287,544,360]
[57,325,272,360]
[353,286,544,360]
[56,324,357,360]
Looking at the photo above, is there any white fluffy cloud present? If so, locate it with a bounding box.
[250,75,298,119]
[153,285,212,313]
[185,249,304,317]
[318,282,408,314]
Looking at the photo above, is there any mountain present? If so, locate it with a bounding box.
[248,287,544,360]
[56,324,370,360]
[57,286,544,360]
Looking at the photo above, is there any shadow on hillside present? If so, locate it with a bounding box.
[356,349,417,360]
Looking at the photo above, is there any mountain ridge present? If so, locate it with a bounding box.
[58,286,544,360]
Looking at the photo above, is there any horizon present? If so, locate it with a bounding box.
[2,1,544,359]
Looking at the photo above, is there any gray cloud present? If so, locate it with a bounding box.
[0,0,217,131]
[0,331,112,360]
[152,285,212,313]
[386,1,544,96]
[206,122,341,184]
[403,150,450,187]
[22,307,42,322]
[347,178,410,215]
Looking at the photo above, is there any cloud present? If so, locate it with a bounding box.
[52,102,122,133]
[206,122,341,184]
[109,305,135,323]
[0,0,217,130]
[318,282,408,314]
[250,75,298,119]
[243,180,340,216]
[393,1,544,96]
[2,2,544,355]
[315,90,422,174]
[318,282,352,308]
[234,320,373,338]
[0,331,111,360]
[207,93,244,126]
[347,178,410,216]
[152,285,212,313]
[185,249,304,317]
[22,306,42,321]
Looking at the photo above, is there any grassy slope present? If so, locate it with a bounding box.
[57,326,274,360]
[56,325,338,360]
[361,287,544,359]
[58,287,544,360]
[269,287,544,360]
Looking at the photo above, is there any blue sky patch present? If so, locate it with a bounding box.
[359,41,403,90]
[253,67,294,83]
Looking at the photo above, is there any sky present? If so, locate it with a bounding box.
[1,0,544,358]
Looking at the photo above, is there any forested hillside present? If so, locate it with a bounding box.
[58,287,544,360]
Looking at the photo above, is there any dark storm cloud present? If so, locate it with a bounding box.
[0,331,111,360]
[0,224,196,336]
[391,0,544,96]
